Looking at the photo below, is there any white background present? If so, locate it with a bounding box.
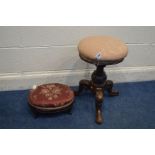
[0,0,155,155]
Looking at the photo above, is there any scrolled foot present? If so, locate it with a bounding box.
[75,79,91,96]
[96,109,103,124]
[105,80,119,96]
[109,90,119,96]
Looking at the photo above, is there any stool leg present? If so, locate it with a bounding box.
[105,80,119,96]
[95,88,104,124]
[66,104,73,115]
[75,79,91,96]
[30,106,39,118]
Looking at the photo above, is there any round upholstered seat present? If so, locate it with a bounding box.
[28,83,74,113]
[78,36,128,65]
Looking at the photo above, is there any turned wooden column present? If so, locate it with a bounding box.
[91,65,106,123]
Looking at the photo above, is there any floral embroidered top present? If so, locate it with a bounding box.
[29,83,74,107]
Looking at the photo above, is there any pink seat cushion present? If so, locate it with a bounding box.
[29,83,74,108]
[78,36,128,62]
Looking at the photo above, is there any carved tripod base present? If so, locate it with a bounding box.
[76,65,119,124]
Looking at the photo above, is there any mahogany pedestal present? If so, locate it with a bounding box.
[76,65,119,124]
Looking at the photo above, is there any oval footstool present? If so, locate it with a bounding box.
[28,83,75,115]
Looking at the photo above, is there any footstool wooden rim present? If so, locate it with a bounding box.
[28,98,74,113]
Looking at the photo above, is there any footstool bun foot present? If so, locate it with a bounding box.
[30,107,39,118]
